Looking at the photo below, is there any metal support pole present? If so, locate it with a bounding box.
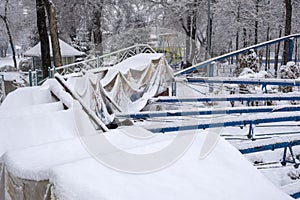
[281,143,299,168]
[172,81,177,96]
[48,67,51,78]
[1,74,5,99]
[29,70,32,87]
[35,69,38,86]
[247,123,254,140]
[288,38,294,62]
[262,84,268,93]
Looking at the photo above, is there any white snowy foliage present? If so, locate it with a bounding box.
[279,62,299,93]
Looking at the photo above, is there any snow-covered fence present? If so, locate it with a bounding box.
[50,44,156,77]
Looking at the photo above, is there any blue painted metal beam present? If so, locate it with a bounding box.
[148,114,300,133]
[186,77,300,86]
[175,34,300,77]
[153,95,300,103]
[239,141,300,154]
[117,106,300,119]
[291,191,300,199]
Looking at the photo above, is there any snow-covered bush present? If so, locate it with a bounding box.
[233,49,259,77]
[18,58,33,72]
[279,62,299,93]
[236,68,270,94]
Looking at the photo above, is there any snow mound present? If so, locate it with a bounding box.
[48,131,292,200]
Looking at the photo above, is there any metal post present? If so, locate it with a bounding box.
[295,38,298,64]
[208,62,214,92]
[29,70,32,87]
[247,123,254,140]
[262,83,268,93]
[48,67,51,78]
[35,69,38,86]
[1,74,5,99]
[172,81,177,96]
[288,38,294,62]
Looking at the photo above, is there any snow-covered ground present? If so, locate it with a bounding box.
[0,56,23,69]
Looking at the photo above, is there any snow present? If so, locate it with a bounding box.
[282,180,300,196]
[49,132,292,200]
[2,138,91,181]
[0,57,299,199]
[0,56,22,69]
[1,86,54,108]
[99,53,174,112]
[24,38,85,57]
[100,53,165,86]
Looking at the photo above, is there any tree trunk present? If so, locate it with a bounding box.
[185,14,192,66]
[283,0,292,65]
[243,28,247,48]
[3,18,17,69]
[274,29,282,77]
[265,26,270,70]
[92,1,104,56]
[36,0,51,79]
[191,0,197,63]
[44,0,62,68]
[0,0,17,69]
[235,3,240,62]
[254,0,259,45]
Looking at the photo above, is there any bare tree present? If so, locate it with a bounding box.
[92,0,104,56]
[283,0,292,65]
[44,0,62,68]
[0,0,17,69]
[36,0,51,78]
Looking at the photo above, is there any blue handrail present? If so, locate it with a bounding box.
[175,34,300,77]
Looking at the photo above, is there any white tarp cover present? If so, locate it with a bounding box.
[100,53,174,112]
[48,131,293,200]
[0,79,294,200]
[24,38,85,57]
[67,72,115,125]
[0,80,79,200]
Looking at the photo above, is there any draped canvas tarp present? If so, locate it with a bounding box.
[67,72,115,125]
[100,53,174,113]
[3,167,50,200]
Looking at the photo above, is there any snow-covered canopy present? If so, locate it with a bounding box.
[24,38,85,57]
[100,53,174,112]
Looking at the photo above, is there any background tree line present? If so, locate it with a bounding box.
[1,0,300,69]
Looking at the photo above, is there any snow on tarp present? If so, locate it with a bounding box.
[0,101,64,118]
[0,86,55,108]
[0,77,293,200]
[0,79,99,200]
[24,38,85,57]
[48,131,292,200]
[67,72,115,125]
[100,53,174,112]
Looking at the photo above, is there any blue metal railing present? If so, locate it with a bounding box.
[147,113,300,133]
[175,34,300,77]
[117,105,300,119]
[152,94,300,103]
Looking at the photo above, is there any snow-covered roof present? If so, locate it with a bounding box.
[24,38,85,57]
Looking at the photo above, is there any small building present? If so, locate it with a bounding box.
[24,38,85,69]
